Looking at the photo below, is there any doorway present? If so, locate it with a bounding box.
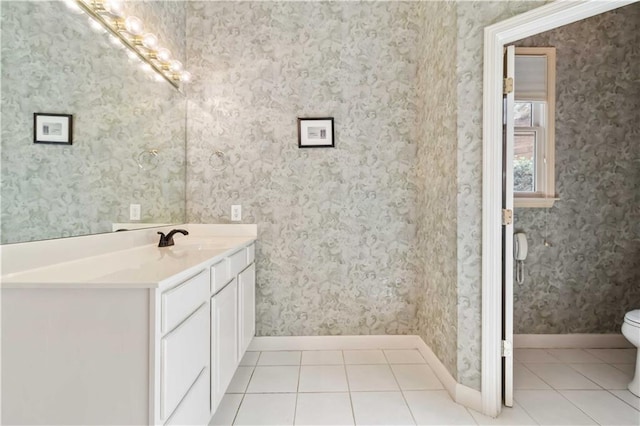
[481,0,638,417]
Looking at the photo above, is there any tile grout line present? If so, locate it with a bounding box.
[515,349,634,426]
[231,350,260,426]
[521,360,603,391]
[230,393,246,426]
[292,353,302,425]
[521,354,606,424]
[509,392,542,426]
[567,361,634,390]
[342,350,357,426]
[383,349,418,426]
[553,387,605,425]
[604,388,640,413]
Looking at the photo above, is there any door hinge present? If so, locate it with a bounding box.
[503,77,513,94]
[502,209,513,226]
[502,340,513,357]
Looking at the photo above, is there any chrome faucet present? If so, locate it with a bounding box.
[157,229,189,247]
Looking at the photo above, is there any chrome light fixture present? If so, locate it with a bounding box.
[72,0,191,89]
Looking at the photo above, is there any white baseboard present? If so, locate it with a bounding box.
[514,333,633,349]
[414,338,483,413]
[248,335,483,413]
[249,335,419,351]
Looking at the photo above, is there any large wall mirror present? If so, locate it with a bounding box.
[0,0,187,244]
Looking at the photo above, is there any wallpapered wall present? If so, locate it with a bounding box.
[513,4,640,334]
[186,1,425,337]
[185,0,556,391]
[415,1,459,381]
[0,1,186,244]
[455,0,546,390]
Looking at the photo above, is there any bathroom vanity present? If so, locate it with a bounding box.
[1,224,256,425]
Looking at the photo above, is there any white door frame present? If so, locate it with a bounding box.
[481,0,637,417]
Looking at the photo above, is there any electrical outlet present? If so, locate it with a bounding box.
[231,205,241,221]
[129,204,141,221]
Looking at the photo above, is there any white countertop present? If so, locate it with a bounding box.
[1,225,256,289]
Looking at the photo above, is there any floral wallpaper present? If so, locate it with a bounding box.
[414,0,459,382]
[186,1,424,337]
[0,1,187,244]
[455,0,547,390]
[513,4,640,334]
[185,0,562,390]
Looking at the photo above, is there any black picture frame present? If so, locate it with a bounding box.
[33,113,73,145]
[298,117,335,148]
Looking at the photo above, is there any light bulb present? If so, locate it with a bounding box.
[180,71,192,83]
[103,0,124,17]
[156,48,171,63]
[141,33,158,50]
[124,16,143,35]
[169,60,183,72]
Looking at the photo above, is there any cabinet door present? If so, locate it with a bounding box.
[211,279,238,412]
[161,303,209,420]
[165,368,210,426]
[238,263,256,358]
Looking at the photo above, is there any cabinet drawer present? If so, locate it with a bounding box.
[165,368,210,426]
[161,304,209,420]
[211,259,230,294]
[229,248,248,277]
[247,243,255,264]
[162,269,209,333]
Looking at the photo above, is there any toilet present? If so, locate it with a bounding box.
[622,309,640,396]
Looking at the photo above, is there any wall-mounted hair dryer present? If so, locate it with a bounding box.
[514,232,528,284]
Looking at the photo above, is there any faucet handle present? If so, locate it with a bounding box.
[157,229,188,247]
[157,231,170,247]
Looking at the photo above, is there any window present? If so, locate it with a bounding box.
[513,47,556,208]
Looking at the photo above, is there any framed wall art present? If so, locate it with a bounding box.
[298,117,334,148]
[34,113,73,145]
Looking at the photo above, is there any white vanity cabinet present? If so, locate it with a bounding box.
[210,243,256,413]
[211,278,239,411]
[1,234,257,426]
[239,263,256,356]
[159,277,210,423]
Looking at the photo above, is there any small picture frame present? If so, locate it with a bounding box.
[298,117,334,148]
[34,113,73,145]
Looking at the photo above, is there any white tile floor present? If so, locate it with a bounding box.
[210,348,640,426]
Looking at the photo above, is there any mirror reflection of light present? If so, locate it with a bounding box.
[142,33,158,50]
[169,60,183,73]
[180,71,192,83]
[103,0,124,17]
[124,16,143,36]
[75,0,191,87]
[156,48,171,63]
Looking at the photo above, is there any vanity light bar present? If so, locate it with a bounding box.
[73,0,191,89]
